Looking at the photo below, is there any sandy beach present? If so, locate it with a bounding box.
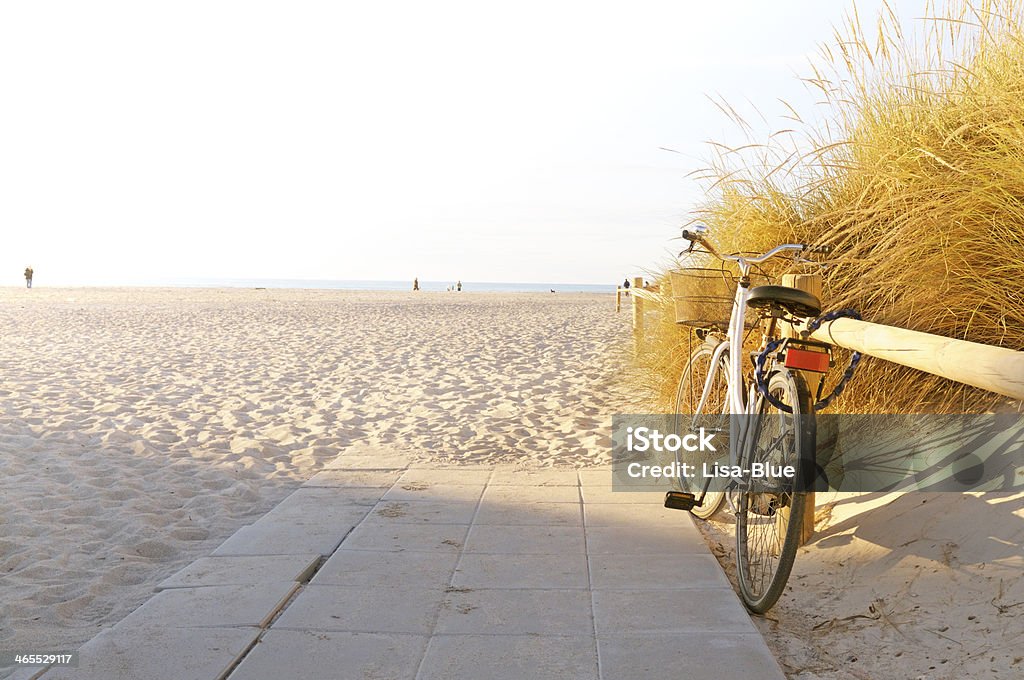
[700,492,1024,679]
[2,286,1021,680]
[0,287,634,655]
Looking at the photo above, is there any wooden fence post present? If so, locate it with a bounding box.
[632,277,644,348]
[779,273,821,546]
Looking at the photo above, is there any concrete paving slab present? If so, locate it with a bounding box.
[227,630,426,680]
[584,524,708,555]
[312,549,461,588]
[4,667,49,680]
[489,468,581,486]
[382,483,485,503]
[607,480,672,492]
[453,553,590,589]
[257,500,371,528]
[579,467,674,489]
[4,669,46,680]
[35,626,259,680]
[463,524,586,555]
[397,468,493,485]
[593,589,758,635]
[263,487,385,515]
[210,522,351,557]
[580,487,667,504]
[273,584,445,634]
[474,500,583,526]
[583,502,694,527]
[341,519,470,552]
[435,588,593,636]
[322,451,412,470]
[369,499,479,524]
[576,468,612,486]
[418,635,598,680]
[597,633,786,680]
[115,582,299,630]
[405,463,496,470]
[156,554,320,590]
[588,553,731,590]
[300,469,402,488]
[481,484,581,503]
[4,667,45,680]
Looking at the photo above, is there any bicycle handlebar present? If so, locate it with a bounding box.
[680,227,831,267]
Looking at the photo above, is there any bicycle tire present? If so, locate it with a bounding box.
[735,368,814,612]
[671,342,730,520]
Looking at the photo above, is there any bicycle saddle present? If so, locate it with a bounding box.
[747,285,821,318]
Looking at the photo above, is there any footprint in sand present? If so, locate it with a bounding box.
[128,540,177,560]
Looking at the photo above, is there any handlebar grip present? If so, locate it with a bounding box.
[681,229,695,241]
[807,244,833,254]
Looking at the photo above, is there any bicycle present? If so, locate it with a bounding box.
[664,225,857,613]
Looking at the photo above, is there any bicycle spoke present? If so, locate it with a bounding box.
[735,369,813,613]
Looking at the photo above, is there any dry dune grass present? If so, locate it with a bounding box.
[639,0,1024,413]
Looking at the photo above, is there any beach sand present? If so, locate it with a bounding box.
[699,491,1024,679]
[3,286,1021,680]
[0,287,635,655]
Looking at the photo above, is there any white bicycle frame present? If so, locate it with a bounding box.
[688,238,812,467]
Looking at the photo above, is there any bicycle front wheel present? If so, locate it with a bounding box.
[735,368,814,612]
[671,342,730,520]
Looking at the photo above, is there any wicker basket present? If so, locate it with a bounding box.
[669,267,772,327]
[669,268,736,327]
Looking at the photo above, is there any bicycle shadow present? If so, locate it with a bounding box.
[808,414,1024,567]
[815,413,1024,495]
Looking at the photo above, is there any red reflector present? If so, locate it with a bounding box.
[784,348,830,373]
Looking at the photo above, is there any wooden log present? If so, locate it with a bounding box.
[807,317,1024,401]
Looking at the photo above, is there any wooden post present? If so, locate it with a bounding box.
[779,273,820,546]
[616,288,621,313]
[631,277,644,348]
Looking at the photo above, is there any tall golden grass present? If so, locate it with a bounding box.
[638,0,1024,413]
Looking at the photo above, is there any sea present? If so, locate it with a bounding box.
[111,278,616,294]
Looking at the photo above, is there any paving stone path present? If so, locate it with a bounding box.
[13,451,785,680]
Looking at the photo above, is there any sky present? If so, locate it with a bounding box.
[0,1,925,286]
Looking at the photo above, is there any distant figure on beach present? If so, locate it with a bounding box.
[622,277,630,296]
[24,266,33,289]
[457,280,462,292]
[550,289,556,293]
[413,277,420,291]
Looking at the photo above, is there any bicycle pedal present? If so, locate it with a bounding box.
[664,491,698,511]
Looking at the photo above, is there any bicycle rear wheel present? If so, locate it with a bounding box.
[735,368,814,612]
[671,342,730,520]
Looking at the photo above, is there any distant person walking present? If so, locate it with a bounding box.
[457,280,462,292]
[413,277,420,291]
[24,266,33,289]
[622,277,630,296]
